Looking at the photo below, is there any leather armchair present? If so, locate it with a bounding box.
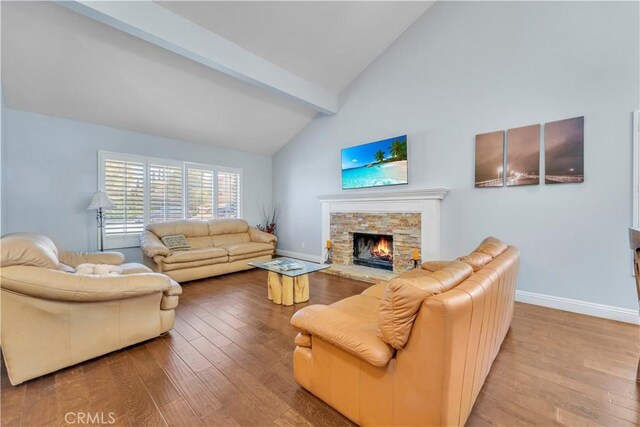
[291,237,520,426]
[0,233,182,385]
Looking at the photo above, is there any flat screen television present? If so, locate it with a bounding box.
[341,135,408,190]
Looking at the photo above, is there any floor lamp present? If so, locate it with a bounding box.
[628,228,640,382]
[88,191,115,252]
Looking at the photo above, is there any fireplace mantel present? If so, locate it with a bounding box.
[319,188,449,263]
[317,188,448,203]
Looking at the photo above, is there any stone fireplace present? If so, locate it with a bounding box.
[330,212,420,272]
[319,188,448,274]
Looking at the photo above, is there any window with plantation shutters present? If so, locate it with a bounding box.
[149,163,183,223]
[186,167,214,220]
[217,171,241,218]
[98,152,242,249]
[103,159,145,237]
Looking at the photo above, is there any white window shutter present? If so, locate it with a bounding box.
[187,167,214,220]
[149,163,184,223]
[103,159,145,236]
[217,171,241,218]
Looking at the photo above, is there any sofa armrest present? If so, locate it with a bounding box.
[421,260,454,272]
[248,227,277,245]
[140,231,170,258]
[291,305,393,367]
[58,250,125,267]
[1,266,172,302]
[164,279,183,296]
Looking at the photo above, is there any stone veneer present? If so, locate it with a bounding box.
[330,212,421,273]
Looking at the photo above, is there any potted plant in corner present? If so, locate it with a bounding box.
[257,206,278,237]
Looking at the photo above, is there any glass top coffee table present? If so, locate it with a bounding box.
[249,258,330,306]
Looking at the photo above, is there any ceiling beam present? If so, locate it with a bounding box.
[56,0,338,115]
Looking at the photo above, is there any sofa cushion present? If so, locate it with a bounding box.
[147,220,209,238]
[291,304,393,367]
[163,247,228,264]
[120,263,153,275]
[208,219,249,235]
[228,250,273,263]
[331,294,380,323]
[458,251,493,271]
[475,236,508,258]
[162,257,228,271]
[1,233,59,269]
[398,268,432,279]
[378,261,473,349]
[211,233,251,247]
[420,260,454,272]
[361,282,388,299]
[222,242,274,256]
[186,236,214,249]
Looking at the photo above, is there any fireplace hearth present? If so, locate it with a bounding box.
[353,232,394,271]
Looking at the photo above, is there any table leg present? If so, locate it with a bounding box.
[268,272,282,304]
[294,274,309,303]
[282,276,294,306]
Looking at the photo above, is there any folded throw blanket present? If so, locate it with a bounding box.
[75,263,123,276]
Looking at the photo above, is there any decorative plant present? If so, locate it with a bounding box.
[257,206,278,235]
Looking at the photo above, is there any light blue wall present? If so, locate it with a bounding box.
[4,109,272,261]
[273,1,640,310]
[1,88,6,235]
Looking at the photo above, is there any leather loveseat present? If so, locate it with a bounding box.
[140,219,277,282]
[291,237,519,427]
[0,233,182,385]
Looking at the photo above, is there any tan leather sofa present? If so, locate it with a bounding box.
[140,219,277,282]
[0,233,182,385]
[291,237,519,427]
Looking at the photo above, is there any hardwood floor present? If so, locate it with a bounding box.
[1,269,639,426]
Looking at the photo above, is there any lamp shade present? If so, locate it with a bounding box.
[87,191,115,210]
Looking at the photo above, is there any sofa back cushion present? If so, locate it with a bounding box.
[475,236,508,258]
[208,219,249,235]
[211,233,251,247]
[147,220,209,238]
[377,261,472,349]
[186,236,214,249]
[457,236,508,271]
[458,251,493,272]
[1,233,60,269]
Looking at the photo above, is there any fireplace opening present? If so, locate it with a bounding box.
[353,232,394,271]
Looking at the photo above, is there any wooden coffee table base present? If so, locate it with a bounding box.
[267,271,309,306]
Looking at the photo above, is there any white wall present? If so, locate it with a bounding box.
[4,109,272,261]
[273,1,640,311]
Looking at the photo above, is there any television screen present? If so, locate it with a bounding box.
[341,135,408,190]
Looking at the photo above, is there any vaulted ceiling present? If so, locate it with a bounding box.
[1,1,433,155]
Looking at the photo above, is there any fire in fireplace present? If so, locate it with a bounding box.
[353,232,394,271]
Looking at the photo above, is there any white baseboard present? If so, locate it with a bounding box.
[515,290,639,325]
[276,249,323,264]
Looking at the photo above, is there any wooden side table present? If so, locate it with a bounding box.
[267,272,310,306]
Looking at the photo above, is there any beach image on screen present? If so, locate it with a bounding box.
[341,135,408,189]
